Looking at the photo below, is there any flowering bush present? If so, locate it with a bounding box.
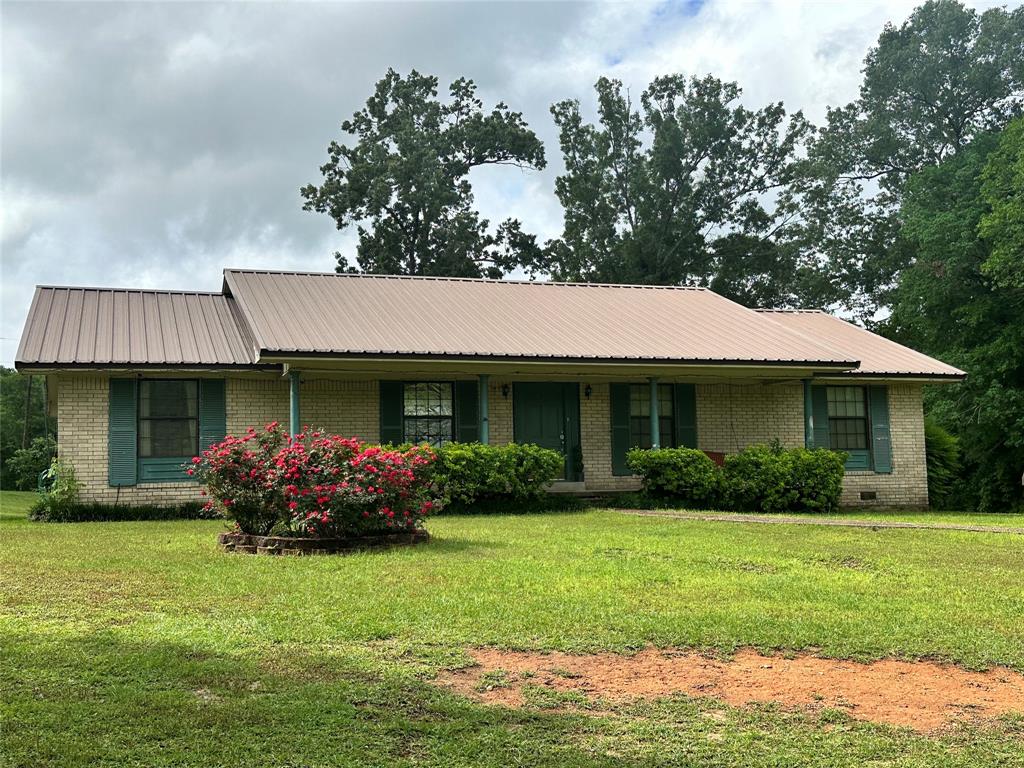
[189,423,437,537]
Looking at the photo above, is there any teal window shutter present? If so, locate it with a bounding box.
[108,378,138,487]
[610,383,631,476]
[379,381,404,444]
[454,380,479,443]
[673,384,697,448]
[198,379,226,453]
[868,385,893,473]
[810,385,830,450]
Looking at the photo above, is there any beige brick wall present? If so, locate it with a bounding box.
[839,383,928,509]
[696,382,805,453]
[55,373,929,509]
[225,376,378,441]
[56,375,202,505]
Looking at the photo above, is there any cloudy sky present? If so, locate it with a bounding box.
[1,0,1015,364]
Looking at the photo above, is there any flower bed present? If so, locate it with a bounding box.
[217,529,430,556]
[191,423,438,543]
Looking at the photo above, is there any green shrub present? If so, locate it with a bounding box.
[626,447,719,507]
[29,500,216,522]
[29,458,81,521]
[721,443,845,514]
[432,442,565,513]
[625,443,846,514]
[4,436,56,491]
[924,418,963,510]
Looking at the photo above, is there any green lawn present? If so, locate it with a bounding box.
[2,489,1023,767]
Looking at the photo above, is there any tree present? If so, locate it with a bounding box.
[0,367,55,490]
[302,69,546,278]
[529,75,824,307]
[884,122,1024,512]
[979,117,1024,288]
[800,0,1024,318]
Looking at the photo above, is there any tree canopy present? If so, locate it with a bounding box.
[798,0,1024,318]
[301,69,546,278]
[524,75,822,308]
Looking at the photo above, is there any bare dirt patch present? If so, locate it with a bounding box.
[436,647,1024,732]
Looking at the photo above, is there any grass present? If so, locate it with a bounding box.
[2,489,1023,767]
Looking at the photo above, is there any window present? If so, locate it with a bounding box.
[827,386,869,451]
[138,380,198,458]
[629,384,675,448]
[403,382,454,446]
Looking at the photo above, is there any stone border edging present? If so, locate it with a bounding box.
[621,510,1024,534]
[217,529,430,555]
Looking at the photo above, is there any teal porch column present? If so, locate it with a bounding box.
[479,374,490,444]
[289,369,301,438]
[803,379,813,449]
[649,377,660,449]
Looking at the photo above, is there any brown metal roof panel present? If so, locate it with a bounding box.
[225,270,857,364]
[94,291,114,363]
[16,287,49,363]
[756,310,965,378]
[15,286,258,367]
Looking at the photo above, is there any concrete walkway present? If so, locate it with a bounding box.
[623,510,1024,535]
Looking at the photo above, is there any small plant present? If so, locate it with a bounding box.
[29,458,81,521]
[721,443,845,514]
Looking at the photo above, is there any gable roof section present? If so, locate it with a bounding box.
[757,310,965,379]
[222,269,857,367]
[16,286,258,367]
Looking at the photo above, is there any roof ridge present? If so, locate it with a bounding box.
[221,268,708,291]
[36,285,225,296]
[754,308,827,314]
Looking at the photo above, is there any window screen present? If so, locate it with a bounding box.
[628,384,675,449]
[827,386,869,451]
[139,380,199,458]
[403,382,454,446]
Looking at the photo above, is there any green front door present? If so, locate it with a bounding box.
[513,383,582,481]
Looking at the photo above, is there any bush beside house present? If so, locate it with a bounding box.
[430,442,565,514]
[628,443,847,514]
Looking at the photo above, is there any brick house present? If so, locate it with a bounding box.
[15,269,964,508]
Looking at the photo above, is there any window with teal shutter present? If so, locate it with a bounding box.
[108,379,138,487]
[135,378,223,482]
[810,384,891,473]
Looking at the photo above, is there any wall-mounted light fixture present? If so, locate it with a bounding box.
[501,384,510,399]
[584,384,593,399]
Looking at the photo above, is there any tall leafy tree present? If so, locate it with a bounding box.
[531,75,822,307]
[884,121,1024,512]
[800,0,1024,318]
[302,69,546,278]
[0,367,55,489]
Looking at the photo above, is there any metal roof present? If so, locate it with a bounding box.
[13,270,963,378]
[756,310,966,379]
[222,269,858,366]
[15,286,258,367]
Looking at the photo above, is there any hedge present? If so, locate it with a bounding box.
[29,500,217,523]
[627,443,846,514]
[431,442,565,514]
